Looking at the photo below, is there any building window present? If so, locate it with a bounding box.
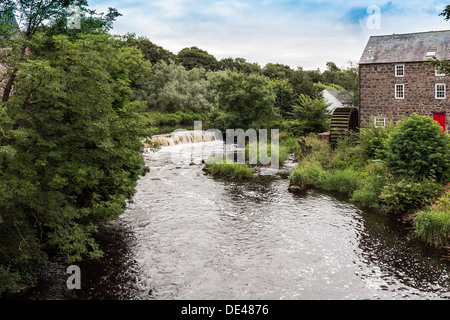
[395,84,405,99]
[436,83,446,99]
[395,65,404,77]
[374,117,386,128]
[435,68,446,77]
[426,49,436,57]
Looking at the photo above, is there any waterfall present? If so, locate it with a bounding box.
[147,130,220,148]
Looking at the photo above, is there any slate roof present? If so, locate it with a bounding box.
[359,30,450,65]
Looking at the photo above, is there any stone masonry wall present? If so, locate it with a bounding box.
[359,61,449,128]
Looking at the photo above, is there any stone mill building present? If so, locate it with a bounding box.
[358,30,450,132]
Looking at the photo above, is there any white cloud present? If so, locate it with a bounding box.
[90,0,450,70]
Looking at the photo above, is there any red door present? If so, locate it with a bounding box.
[433,113,446,132]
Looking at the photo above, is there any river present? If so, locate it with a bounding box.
[23,141,450,300]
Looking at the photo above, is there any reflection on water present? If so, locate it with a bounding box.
[23,142,450,300]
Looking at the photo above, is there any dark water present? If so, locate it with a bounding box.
[23,142,450,300]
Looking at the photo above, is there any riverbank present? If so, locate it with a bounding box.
[18,141,450,299]
[287,133,450,256]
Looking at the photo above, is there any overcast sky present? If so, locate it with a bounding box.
[89,0,450,71]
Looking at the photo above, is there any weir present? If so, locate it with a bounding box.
[144,130,221,148]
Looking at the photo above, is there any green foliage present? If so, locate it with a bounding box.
[296,135,333,166]
[313,82,345,91]
[216,70,278,130]
[123,33,177,65]
[290,161,325,189]
[359,117,394,160]
[291,94,331,134]
[271,78,296,118]
[218,57,262,74]
[140,61,215,112]
[177,46,219,71]
[351,162,389,209]
[320,168,362,194]
[385,114,450,181]
[326,137,366,170]
[320,62,359,106]
[204,156,254,180]
[440,5,450,21]
[2,0,121,38]
[262,63,294,80]
[379,178,443,214]
[288,68,319,99]
[414,190,450,246]
[244,136,295,166]
[291,160,361,194]
[0,265,21,295]
[0,32,151,292]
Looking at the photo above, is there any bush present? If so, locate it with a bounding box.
[351,162,388,209]
[290,161,361,194]
[359,117,394,160]
[290,161,325,189]
[380,178,443,214]
[385,114,450,181]
[414,210,450,247]
[291,94,331,134]
[327,137,367,170]
[0,34,151,292]
[298,135,333,165]
[414,190,450,246]
[204,156,254,180]
[320,168,362,194]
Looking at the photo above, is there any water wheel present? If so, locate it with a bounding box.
[329,107,359,146]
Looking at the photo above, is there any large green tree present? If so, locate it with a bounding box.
[1,0,121,102]
[291,94,331,134]
[177,46,219,71]
[139,60,215,112]
[216,70,278,130]
[123,33,177,65]
[0,32,152,294]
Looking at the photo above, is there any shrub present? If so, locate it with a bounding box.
[298,135,333,165]
[414,190,450,247]
[380,178,443,214]
[290,161,325,189]
[359,117,394,160]
[320,168,362,194]
[327,136,367,170]
[291,94,331,134]
[205,156,254,180]
[414,210,450,247]
[351,161,389,209]
[385,114,450,181]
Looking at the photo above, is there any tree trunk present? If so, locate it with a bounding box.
[2,67,18,102]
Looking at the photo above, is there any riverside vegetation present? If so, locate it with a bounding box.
[289,114,450,250]
[0,0,353,295]
[1,0,449,296]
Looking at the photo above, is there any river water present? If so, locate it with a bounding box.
[24,141,450,300]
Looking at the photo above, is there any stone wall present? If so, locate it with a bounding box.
[359,61,449,127]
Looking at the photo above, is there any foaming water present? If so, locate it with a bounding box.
[23,142,450,300]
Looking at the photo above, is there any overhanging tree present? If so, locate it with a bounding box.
[0,32,152,294]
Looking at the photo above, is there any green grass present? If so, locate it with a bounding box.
[204,156,254,180]
[414,191,450,247]
[244,136,299,166]
[290,161,362,194]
